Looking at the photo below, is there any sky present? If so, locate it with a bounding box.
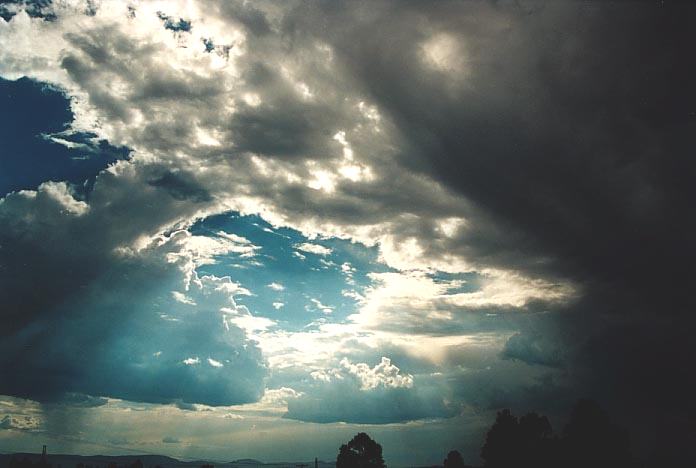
[0,1,695,466]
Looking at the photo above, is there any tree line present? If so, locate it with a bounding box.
[337,399,634,468]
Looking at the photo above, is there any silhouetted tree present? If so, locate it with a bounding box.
[562,399,631,468]
[481,409,557,468]
[336,432,386,468]
[479,400,632,468]
[480,409,521,467]
[443,450,466,468]
[519,412,556,468]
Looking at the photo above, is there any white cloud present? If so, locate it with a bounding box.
[292,251,307,260]
[341,357,414,390]
[229,387,303,415]
[162,231,259,288]
[267,282,285,291]
[420,33,467,74]
[310,298,334,314]
[295,242,332,256]
[225,310,277,334]
[310,357,412,391]
[348,269,575,335]
[172,291,196,305]
[39,181,89,216]
[207,358,224,368]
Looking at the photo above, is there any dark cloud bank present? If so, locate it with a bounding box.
[280,0,696,463]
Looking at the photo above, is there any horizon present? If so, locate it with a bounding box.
[1,1,695,467]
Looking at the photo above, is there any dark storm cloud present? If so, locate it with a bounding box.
[148,170,212,202]
[325,1,696,305]
[59,393,109,408]
[280,0,695,284]
[0,163,267,406]
[501,331,563,368]
[276,0,696,455]
[0,247,267,406]
[216,1,272,36]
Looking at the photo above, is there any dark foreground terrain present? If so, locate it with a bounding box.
[0,454,337,468]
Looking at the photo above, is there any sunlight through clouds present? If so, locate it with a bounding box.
[2,0,688,465]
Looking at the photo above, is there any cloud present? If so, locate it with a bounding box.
[59,393,109,408]
[0,414,41,431]
[295,242,332,256]
[345,270,571,338]
[207,358,224,368]
[319,357,413,391]
[147,170,211,203]
[286,357,452,424]
[0,174,268,406]
[174,400,199,411]
[172,291,197,305]
[309,298,334,314]
[501,332,564,368]
[1,2,695,461]
[227,387,303,416]
[162,436,181,444]
[226,311,277,335]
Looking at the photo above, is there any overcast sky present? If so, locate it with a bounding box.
[1,1,695,466]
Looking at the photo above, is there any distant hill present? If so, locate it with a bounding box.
[0,454,181,468]
[0,453,456,468]
[0,453,336,468]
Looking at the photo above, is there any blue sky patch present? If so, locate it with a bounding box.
[0,77,130,197]
[428,271,484,295]
[157,11,192,33]
[190,213,390,332]
[0,0,56,22]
